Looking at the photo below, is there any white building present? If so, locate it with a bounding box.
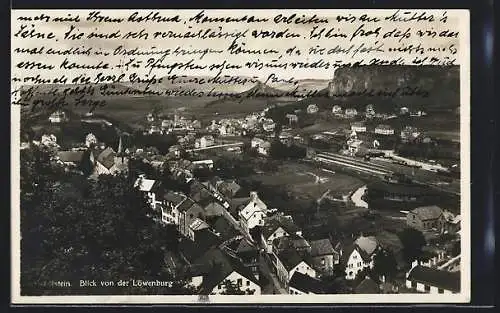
[307,104,319,114]
[238,192,268,235]
[400,126,421,142]
[195,136,215,149]
[85,133,97,147]
[274,249,317,288]
[41,134,58,147]
[342,235,380,280]
[332,105,342,115]
[345,108,358,118]
[48,110,68,123]
[134,175,162,210]
[251,137,271,156]
[162,191,187,225]
[351,122,367,133]
[374,124,395,135]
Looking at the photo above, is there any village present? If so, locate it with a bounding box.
[21,96,462,296]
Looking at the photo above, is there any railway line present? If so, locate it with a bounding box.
[314,152,393,177]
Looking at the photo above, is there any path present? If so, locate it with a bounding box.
[350,185,368,208]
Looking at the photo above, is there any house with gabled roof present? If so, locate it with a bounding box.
[272,248,316,288]
[207,215,239,240]
[260,214,302,253]
[238,192,268,235]
[223,236,260,280]
[188,218,211,241]
[310,238,339,276]
[133,175,163,210]
[289,272,326,295]
[341,235,380,280]
[355,276,380,294]
[196,247,261,295]
[95,146,128,176]
[161,191,187,225]
[406,205,444,231]
[177,198,205,238]
[56,150,93,170]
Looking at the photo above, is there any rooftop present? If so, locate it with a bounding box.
[411,205,443,221]
[289,272,325,294]
[355,276,380,294]
[57,151,85,163]
[310,239,335,257]
[407,266,460,292]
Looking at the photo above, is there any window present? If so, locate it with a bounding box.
[189,214,194,219]
[246,281,250,286]
[237,279,242,287]
[411,281,417,288]
[349,271,353,276]
[424,285,430,292]
[218,285,221,290]
[438,289,444,294]
[353,255,357,259]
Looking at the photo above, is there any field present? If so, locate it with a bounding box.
[248,162,365,200]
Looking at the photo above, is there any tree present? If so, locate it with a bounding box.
[398,228,427,264]
[20,149,191,295]
[372,249,398,280]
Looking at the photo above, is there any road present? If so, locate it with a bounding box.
[259,253,287,294]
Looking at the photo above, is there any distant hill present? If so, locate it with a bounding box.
[270,78,331,93]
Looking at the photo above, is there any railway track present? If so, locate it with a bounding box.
[314,152,393,177]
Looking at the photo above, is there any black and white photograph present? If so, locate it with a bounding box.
[11,9,470,303]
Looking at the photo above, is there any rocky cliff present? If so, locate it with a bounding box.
[328,65,460,113]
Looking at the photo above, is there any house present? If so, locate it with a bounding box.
[188,218,211,241]
[161,119,174,130]
[442,213,461,235]
[347,138,363,155]
[365,104,375,117]
[197,248,261,295]
[48,110,68,123]
[162,191,187,225]
[400,107,409,115]
[238,192,268,235]
[251,137,271,156]
[273,235,311,255]
[374,124,395,135]
[341,235,380,280]
[307,104,319,114]
[168,145,182,159]
[260,214,301,253]
[178,229,223,266]
[210,216,239,240]
[406,261,460,294]
[41,134,59,148]
[400,126,421,142]
[289,272,326,295]
[217,180,242,199]
[56,150,92,170]
[345,108,358,118]
[309,239,338,276]
[354,276,380,294]
[196,135,215,148]
[351,122,367,133]
[332,105,342,115]
[95,147,128,176]
[147,113,155,122]
[223,236,260,280]
[273,249,316,288]
[134,175,163,210]
[406,205,444,231]
[201,200,226,218]
[177,198,205,238]
[192,159,214,170]
[262,118,276,132]
[85,133,98,147]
